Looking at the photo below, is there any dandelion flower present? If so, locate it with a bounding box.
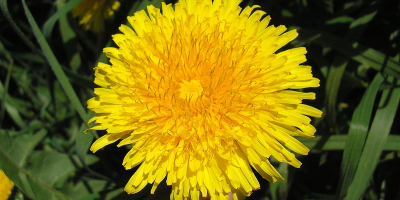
[87,0,322,199]
[0,170,14,200]
[72,0,121,32]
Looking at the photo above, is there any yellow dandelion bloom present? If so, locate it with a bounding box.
[87,0,322,199]
[72,0,121,32]
[0,170,14,200]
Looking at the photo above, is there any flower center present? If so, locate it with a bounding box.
[179,79,203,100]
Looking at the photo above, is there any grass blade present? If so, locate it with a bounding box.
[324,60,347,132]
[345,77,400,200]
[324,3,379,131]
[21,0,89,125]
[337,73,384,199]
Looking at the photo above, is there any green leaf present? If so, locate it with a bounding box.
[28,151,78,186]
[42,0,83,38]
[345,77,400,200]
[61,179,111,199]
[0,129,46,168]
[337,73,384,199]
[0,130,72,199]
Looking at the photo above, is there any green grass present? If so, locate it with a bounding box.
[0,0,399,200]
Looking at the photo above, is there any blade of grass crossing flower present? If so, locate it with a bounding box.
[337,73,384,199]
[298,135,400,151]
[300,135,347,151]
[21,0,92,132]
[0,59,13,128]
[345,77,400,200]
[325,4,379,131]
[42,0,83,38]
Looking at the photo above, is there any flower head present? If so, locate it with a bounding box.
[72,0,121,32]
[0,170,14,200]
[87,0,322,199]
